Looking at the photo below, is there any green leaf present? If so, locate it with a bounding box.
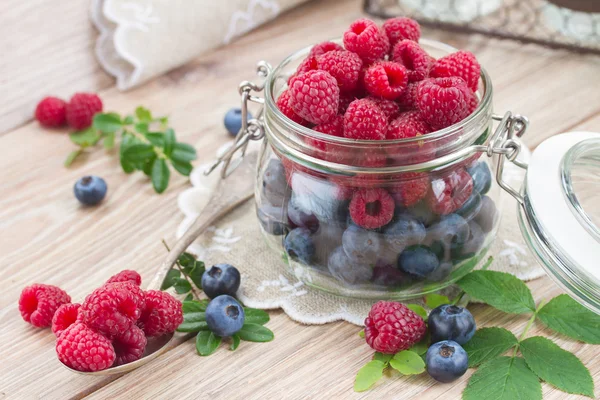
[119,134,136,173]
[64,149,83,167]
[389,351,425,375]
[195,331,221,356]
[171,142,197,163]
[123,143,155,163]
[463,357,542,400]
[135,122,149,134]
[151,158,170,193]
[358,330,365,338]
[93,112,122,133]
[160,268,180,290]
[123,115,135,125]
[171,159,193,176]
[537,294,600,344]
[70,127,101,147]
[425,293,451,309]
[243,308,270,325]
[144,132,164,147]
[142,156,156,176]
[103,132,116,150]
[172,278,191,294]
[373,352,393,363]
[184,293,193,301]
[182,300,209,313]
[406,304,428,320]
[230,334,241,351]
[158,116,169,127]
[178,253,197,269]
[354,360,386,392]
[177,312,208,332]
[135,106,153,122]
[163,128,176,157]
[456,270,535,314]
[462,327,518,367]
[520,336,594,398]
[237,323,274,342]
[410,332,430,356]
[187,264,204,289]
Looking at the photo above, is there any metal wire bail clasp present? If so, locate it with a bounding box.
[205,61,272,178]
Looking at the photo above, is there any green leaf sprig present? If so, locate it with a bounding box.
[65,107,197,193]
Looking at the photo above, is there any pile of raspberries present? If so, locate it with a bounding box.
[18,270,183,372]
[34,92,103,130]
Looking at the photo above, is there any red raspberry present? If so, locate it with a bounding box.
[382,17,421,47]
[467,90,479,115]
[106,270,142,286]
[389,172,430,207]
[56,323,115,372]
[417,77,472,130]
[35,97,67,127]
[386,110,432,140]
[317,50,363,93]
[343,99,388,140]
[307,116,345,161]
[112,325,147,366]
[79,282,145,338]
[314,115,344,137]
[288,56,319,86]
[427,168,474,215]
[65,93,103,130]
[277,90,308,125]
[368,97,401,121]
[289,70,339,124]
[19,284,71,328]
[363,61,408,100]
[349,188,395,229]
[343,19,389,64]
[52,303,81,337]
[338,92,355,115]
[391,40,432,82]
[430,50,481,92]
[364,301,426,354]
[137,290,183,337]
[397,82,419,110]
[309,41,344,57]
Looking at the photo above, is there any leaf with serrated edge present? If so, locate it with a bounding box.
[425,293,451,309]
[462,327,518,367]
[389,351,425,375]
[406,304,428,320]
[196,331,221,356]
[537,294,600,344]
[182,300,208,313]
[463,357,541,400]
[230,334,241,351]
[410,333,430,356]
[457,270,535,314]
[373,352,392,363]
[243,308,270,325]
[354,360,386,392]
[520,336,594,397]
[237,323,274,342]
[172,278,191,294]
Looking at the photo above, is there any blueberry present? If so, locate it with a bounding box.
[383,213,426,253]
[428,304,476,345]
[407,201,438,227]
[313,223,344,269]
[262,159,288,207]
[288,194,319,233]
[201,263,241,299]
[328,246,373,285]
[455,191,482,221]
[74,176,107,206]
[205,295,245,337]
[426,340,469,383]
[398,245,440,278]
[257,203,287,236]
[342,224,382,265]
[474,196,498,233]
[452,221,485,259]
[224,108,253,137]
[425,214,470,262]
[284,228,315,264]
[467,161,492,195]
[427,261,453,282]
[371,262,409,287]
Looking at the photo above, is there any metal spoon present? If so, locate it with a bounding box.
[63,151,258,375]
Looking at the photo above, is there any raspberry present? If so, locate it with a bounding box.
[368,97,401,121]
[397,82,419,110]
[386,110,432,140]
[79,282,145,338]
[391,40,432,82]
[467,89,479,115]
[363,61,408,100]
[106,270,142,286]
[364,301,426,354]
[112,325,147,366]
[343,19,389,64]
[309,41,344,57]
[417,77,472,130]
[56,323,116,372]
[338,92,355,115]
[343,99,388,140]
[289,70,339,124]
[35,97,67,127]
[382,17,421,47]
[349,188,395,229]
[313,115,344,137]
[389,172,430,207]
[137,290,183,337]
[65,93,103,130]
[289,56,319,85]
[277,90,308,125]
[317,50,363,93]
[19,284,71,328]
[52,303,81,337]
[430,50,481,92]
[427,168,474,215]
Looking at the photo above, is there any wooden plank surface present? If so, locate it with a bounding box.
[1,0,600,398]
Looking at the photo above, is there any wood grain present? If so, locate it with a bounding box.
[1,0,600,398]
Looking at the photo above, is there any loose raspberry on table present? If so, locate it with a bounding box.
[65,92,103,130]
[427,168,474,215]
[277,89,308,125]
[19,284,71,328]
[391,40,432,82]
[343,18,389,64]
[317,50,363,93]
[430,50,481,92]
[106,270,142,286]
[386,110,432,140]
[56,323,116,372]
[364,301,426,354]
[309,41,344,58]
[382,17,421,47]
[397,81,419,110]
[289,70,340,125]
[52,303,81,337]
[389,172,430,208]
[79,282,145,338]
[137,290,183,337]
[343,98,388,140]
[368,97,401,121]
[363,61,408,100]
[35,97,67,128]
[112,325,147,366]
[349,188,395,229]
[416,77,472,130]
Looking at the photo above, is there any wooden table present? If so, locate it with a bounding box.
[2,0,600,398]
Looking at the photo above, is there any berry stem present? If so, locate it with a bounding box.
[511,299,546,357]
[161,239,202,300]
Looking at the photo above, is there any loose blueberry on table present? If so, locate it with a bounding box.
[201,263,241,299]
[74,175,107,206]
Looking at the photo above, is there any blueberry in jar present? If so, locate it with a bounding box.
[467,161,492,195]
[427,261,453,282]
[371,261,410,287]
[452,221,486,260]
[287,194,320,233]
[407,201,438,227]
[428,304,476,345]
[328,246,373,285]
[257,203,287,236]
[425,214,470,261]
[205,295,245,337]
[455,191,482,221]
[313,223,344,269]
[74,176,107,206]
[342,224,383,265]
[398,245,440,278]
[474,195,498,233]
[284,228,316,264]
[383,213,426,253]
[201,264,241,299]
[426,340,469,383]
[224,107,253,137]
[262,158,288,207]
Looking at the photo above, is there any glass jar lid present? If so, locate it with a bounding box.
[519,131,600,314]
